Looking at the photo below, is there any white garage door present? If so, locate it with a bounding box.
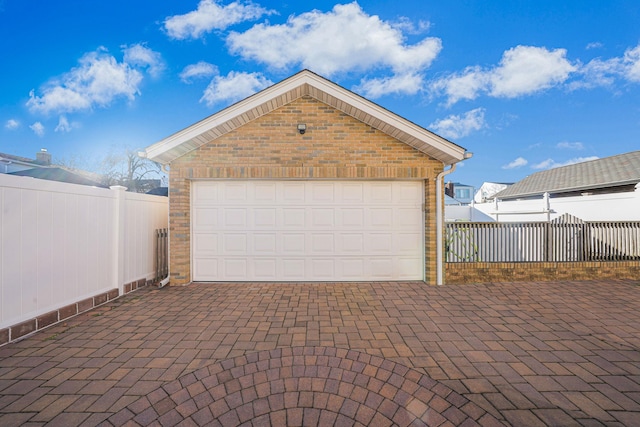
[191,180,424,281]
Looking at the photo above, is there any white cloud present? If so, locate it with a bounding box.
[532,156,599,170]
[489,46,576,97]
[355,73,425,99]
[586,42,604,50]
[572,57,620,89]
[556,141,583,150]
[432,45,576,105]
[26,48,144,115]
[54,115,79,133]
[164,0,274,40]
[200,71,272,106]
[30,122,45,136]
[430,66,490,106]
[502,157,528,169]
[180,61,218,83]
[571,43,640,89]
[5,119,19,130]
[428,108,485,140]
[227,2,441,97]
[122,44,165,78]
[622,44,640,82]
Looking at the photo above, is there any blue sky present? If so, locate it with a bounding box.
[1,0,639,188]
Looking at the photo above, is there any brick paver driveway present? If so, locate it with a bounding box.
[0,280,639,426]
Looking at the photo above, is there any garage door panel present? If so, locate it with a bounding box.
[370,208,393,227]
[193,182,219,204]
[370,182,393,202]
[397,257,423,279]
[341,182,365,202]
[223,233,247,253]
[223,259,248,278]
[223,208,247,227]
[283,182,305,202]
[397,181,423,202]
[339,233,364,253]
[193,257,218,279]
[397,208,423,228]
[223,182,248,202]
[254,233,277,253]
[282,259,305,278]
[282,208,305,227]
[370,259,394,279]
[311,259,335,278]
[193,234,218,253]
[193,208,218,230]
[283,233,305,252]
[311,208,335,227]
[310,182,335,203]
[368,233,393,253]
[192,180,424,281]
[253,208,277,228]
[311,233,334,253]
[254,182,277,202]
[341,259,364,278]
[340,208,364,227]
[254,259,277,279]
[396,233,422,253]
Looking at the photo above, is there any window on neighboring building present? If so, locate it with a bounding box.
[455,188,472,200]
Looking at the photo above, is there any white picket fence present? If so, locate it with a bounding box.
[0,174,168,330]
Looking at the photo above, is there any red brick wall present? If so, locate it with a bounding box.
[169,95,444,284]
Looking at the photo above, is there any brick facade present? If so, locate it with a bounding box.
[169,95,444,285]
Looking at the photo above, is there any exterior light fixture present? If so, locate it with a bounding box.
[297,124,307,134]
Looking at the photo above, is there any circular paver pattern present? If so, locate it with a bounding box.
[110,347,502,426]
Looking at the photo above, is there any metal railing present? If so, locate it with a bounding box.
[446,221,640,262]
[155,228,169,279]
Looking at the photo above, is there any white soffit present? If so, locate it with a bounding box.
[144,70,467,165]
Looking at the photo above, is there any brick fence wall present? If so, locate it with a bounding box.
[446,261,640,284]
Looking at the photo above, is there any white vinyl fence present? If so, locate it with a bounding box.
[472,187,640,222]
[0,174,168,330]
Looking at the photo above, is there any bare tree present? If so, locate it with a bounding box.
[100,150,165,193]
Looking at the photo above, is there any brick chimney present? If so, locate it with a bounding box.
[36,148,51,165]
[444,182,454,198]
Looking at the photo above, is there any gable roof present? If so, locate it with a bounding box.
[143,70,468,166]
[494,150,640,200]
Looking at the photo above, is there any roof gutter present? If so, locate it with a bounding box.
[435,163,456,285]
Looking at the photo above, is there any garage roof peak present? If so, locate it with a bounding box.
[143,69,468,166]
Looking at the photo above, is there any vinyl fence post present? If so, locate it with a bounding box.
[111,186,127,295]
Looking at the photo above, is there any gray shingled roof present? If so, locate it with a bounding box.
[495,150,640,199]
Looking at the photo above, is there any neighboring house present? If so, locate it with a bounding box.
[1,148,108,187]
[0,149,52,173]
[9,167,107,187]
[444,182,475,204]
[475,151,640,221]
[142,70,470,285]
[473,181,512,203]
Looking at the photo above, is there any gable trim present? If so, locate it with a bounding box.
[144,70,467,166]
